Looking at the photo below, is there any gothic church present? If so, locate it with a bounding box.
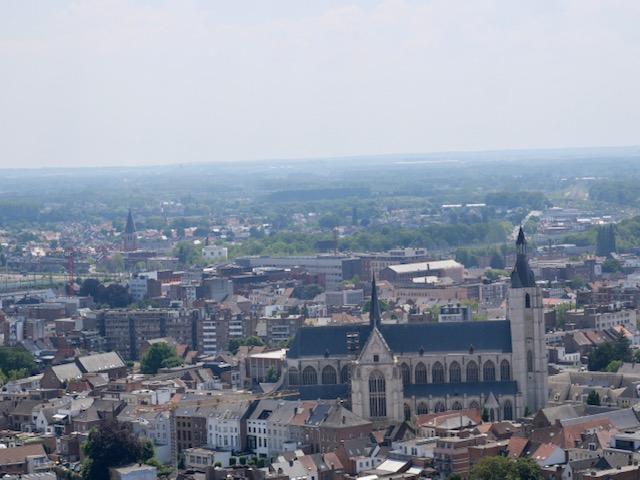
[284,228,548,422]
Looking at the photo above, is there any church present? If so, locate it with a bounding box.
[283,228,548,422]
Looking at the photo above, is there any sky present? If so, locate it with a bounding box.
[1,0,640,168]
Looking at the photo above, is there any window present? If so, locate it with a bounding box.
[401,363,411,385]
[404,403,411,421]
[432,362,444,384]
[525,293,531,308]
[483,361,496,382]
[288,367,299,385]
[469,400,480,411]
[415,362,427,384]
[368,371,386,418]
[449,362,461,383]
[466,361,479,382]
[373,354,379,363]
[434,401,446,413]
[500,360,511,381]
[302,366,318,385]
[452,401,463,411]
[321,365,337,385]
[340,365,351,383]
[503,400,513,420]
[416,402,428,414]
[527,350,534,373]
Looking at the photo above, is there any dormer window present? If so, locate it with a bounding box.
[373,354,379,363]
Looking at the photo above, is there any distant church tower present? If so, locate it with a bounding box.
[351,276,404,424]
[123,209,137,252]
[508,227,548,416]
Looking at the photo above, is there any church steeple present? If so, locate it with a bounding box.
[511,227,536,288]
[369,275,381,328]
[123,208,137,252]
[125,208,136,235]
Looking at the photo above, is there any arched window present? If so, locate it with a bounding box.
[434,401,446,413]
[503,400,513,420]
[288,367,299,386]
[404,403,411,421]
[415,362,427,384]
[449,362,461,383]
[466,361,479,383]
[483,361,496,382]
[369,371,387,418]
[302,366,317,385]
[321,365,337,385]
[401,363,411,386]
[525,293,531,308]
[416,402,429,414]
[452,401,463,411]
[500,360,511,381]
[527,350,534,373]
[469,400,480,411]
[432,362,444,384]
[489,409,496,422]
[340,365,351,384]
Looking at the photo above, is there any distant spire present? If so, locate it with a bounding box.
[516,226,527,255]
[369,275,381,328]
[125,208,136,234]
[511,227,535,288]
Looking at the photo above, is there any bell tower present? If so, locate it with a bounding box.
[508,227,548,416]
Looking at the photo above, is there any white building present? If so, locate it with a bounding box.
[202,245,228,263]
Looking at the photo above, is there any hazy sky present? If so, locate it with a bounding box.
[1,0,639,168]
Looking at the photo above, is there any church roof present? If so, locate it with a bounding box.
[294,384,350,401]
[286,320,512,359]
[404,381,518,397]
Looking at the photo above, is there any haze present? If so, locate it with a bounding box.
[1,0,639,168]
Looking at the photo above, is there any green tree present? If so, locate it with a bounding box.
[586,390,601,406]
[554,303,573,329]
[140,343,182,374]
[265,367,279,383]
[0,346,37,379]
[602,257,622,273]
[173,241,203,266]
[470,456,542,480]
[228,336,264,355]
[81,422,145,480]
[606,360,622,372]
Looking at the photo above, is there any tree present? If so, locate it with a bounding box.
[0,346,37,380]
[81,422,145,480]
[228,336,265,355]
[174,241,203,266]
[586,390,601,406]
[602,257,622,273]
[606,360,622,372]
[140,343,182,374]
[470,456,542,480]
[588,331,630,371]
[265,367,279,383]
[489,252,505,269]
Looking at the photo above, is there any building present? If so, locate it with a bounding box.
[380,260,464,286]
[202,245,229,263]
[110,464,157,480]
[439,304,472,323]
[359,248,430,281]
[283,228,548,422]
[236,255,362,291]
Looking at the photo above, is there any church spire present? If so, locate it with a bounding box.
[369,275,381,328]
[125,208,136,234]
[511,226,535,288]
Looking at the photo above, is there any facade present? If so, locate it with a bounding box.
[283,229,548,423]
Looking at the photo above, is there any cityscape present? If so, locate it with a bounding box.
[2,2,640,480]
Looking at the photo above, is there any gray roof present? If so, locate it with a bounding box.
[76,352,125,373]
[287,321,512,359]
[51,362,83,382]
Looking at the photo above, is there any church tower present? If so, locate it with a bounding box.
[123,209,137,252]
[508,227,548,416]
[351,277,404,424]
